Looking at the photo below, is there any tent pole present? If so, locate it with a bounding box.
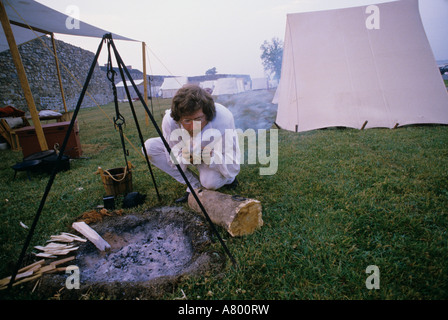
[51,33,68,113]
[0,0,48,151]
[142,42,149,126]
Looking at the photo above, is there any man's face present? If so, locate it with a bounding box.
[179,108,208,135]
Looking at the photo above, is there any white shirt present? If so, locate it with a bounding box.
[161,103,240,180]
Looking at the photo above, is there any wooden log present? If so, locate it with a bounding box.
[188,189,263,237]
[72,221,111,251]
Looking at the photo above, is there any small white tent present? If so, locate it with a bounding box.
[275,0,448,132]
[115,79,160,100]
[251,78,269,90]
[199,80,216,92]
[116,79,144,101]
[160,76,188,99]
[212,77,245,95]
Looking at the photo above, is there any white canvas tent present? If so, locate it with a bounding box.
[199,80,216,92]
[212,77,245,95]
[275,0,448,132]
[160,76,188,98]
[117,79,142,101]
[116,79,161,100]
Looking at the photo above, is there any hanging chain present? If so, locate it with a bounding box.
[106,37,129,166]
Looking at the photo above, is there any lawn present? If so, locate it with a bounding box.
[1,93,447,300]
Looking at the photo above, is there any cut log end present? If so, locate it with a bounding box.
[229,201,263,237]
[188,189,263,237]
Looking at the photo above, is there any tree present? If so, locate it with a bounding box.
[205,67,217,75]
[260,37,283,80]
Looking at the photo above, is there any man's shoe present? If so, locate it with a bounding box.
[225,177,239,190]
[175,192,190,203]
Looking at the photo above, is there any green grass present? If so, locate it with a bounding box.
[1,97,447,300]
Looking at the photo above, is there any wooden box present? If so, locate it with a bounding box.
[15,120,82,159]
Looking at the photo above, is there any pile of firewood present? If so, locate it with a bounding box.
[0,256,76,291]
[1,209,116,291]
[0,232,86,290]
[34,233,86,258]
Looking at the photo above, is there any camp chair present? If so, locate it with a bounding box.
[0,116,30,151]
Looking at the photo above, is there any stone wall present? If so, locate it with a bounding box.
[0,35,112,112]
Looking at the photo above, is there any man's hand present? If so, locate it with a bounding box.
[181,147,214,165]
[201,146,213,165]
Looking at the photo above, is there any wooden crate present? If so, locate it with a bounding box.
[15,120,82,158]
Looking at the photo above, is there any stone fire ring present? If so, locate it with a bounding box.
[38,206,225,299]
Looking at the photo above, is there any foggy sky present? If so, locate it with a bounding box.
[36,0,448,78]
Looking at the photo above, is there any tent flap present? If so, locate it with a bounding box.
[1,0,137,52]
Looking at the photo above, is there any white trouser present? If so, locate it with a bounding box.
[143,137,234,192]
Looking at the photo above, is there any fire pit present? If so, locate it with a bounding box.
[38,207,224,299]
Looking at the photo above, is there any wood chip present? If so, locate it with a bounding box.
[62,232,87,242]
[48,232,86,243]
[72,221,111,252]
[35,253,57,258]
[34,242,79,256]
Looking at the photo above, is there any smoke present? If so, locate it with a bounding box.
[215,90,278,130]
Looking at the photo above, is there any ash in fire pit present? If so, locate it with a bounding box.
[81,221,193,283]
[38,207,224,299]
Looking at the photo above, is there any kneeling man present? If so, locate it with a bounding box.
[143,84,240,203]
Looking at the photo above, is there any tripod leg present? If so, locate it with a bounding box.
[114,58,161,201]
[8,35,106,290]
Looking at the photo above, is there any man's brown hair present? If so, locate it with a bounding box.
[170,84,216,122]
